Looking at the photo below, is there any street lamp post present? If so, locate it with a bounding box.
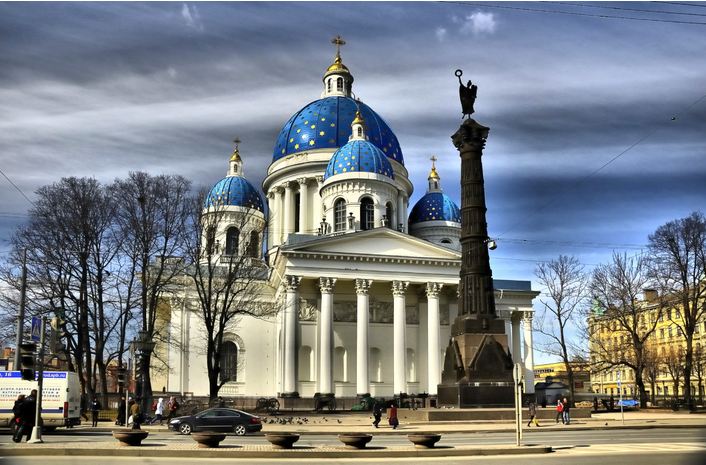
[130,330,155,417]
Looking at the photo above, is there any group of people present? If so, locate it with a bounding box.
[524,397,572,428]
[114,395,180,429]
[371,401,399,429]
[11,390,37,443]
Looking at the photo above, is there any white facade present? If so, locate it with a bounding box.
[159,43,539,399]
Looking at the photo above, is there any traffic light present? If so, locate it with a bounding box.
[117,367,127,388]
[19,341,37,381]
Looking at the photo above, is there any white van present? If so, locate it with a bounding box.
[0,371,81,430]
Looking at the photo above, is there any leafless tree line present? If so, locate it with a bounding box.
[534,211,706,409]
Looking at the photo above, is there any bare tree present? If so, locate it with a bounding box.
[642,340,662,405]
[589,252,662,408]
[184,190,276,400]
[647,211,706,409]
[664,346,685,403]
[693,342,705,405]
[112,172,191,410]
[535,255,588,406]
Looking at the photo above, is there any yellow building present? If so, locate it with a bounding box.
[533,361,591,394]
[588,289,706,403]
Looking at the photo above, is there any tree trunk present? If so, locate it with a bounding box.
[635,372,648,408]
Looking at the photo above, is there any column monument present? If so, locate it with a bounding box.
[437,70,515,407]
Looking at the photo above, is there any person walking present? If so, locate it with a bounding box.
[14,390,37,442]
[555,398,564,424]
[527,401,539,427]
[151,398,165,425]
[372,400,383,428]
[90,396,101,427]
[167,396,180,421]
[387,402,399,430]
[562,397,571,425]
[130,398,142,430]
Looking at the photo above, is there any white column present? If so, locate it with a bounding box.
[396,195,405,231]
[355,279,372,396]
[283,275,301,395]
[511,314,522,369]
[266,191,275,251]
[426,282,443,395]
[276,186,285,245]
[297,178,309,234]
[523,312,536,394]
[283,182,295,240]
[392,280,409,394]
[318,277,336,394]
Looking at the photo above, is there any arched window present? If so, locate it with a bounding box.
[206,226,217,255]
[441,239,452,245]
[406,348,416,382]
[327,78,332,93]
[298,346,313,381]
[225,227,239,255]
[369,348,382,383]
[334,198,346,232]
[360,197,374,231]
[247,231,259,258]
[220,341,238,382]
[334,347,347,382]
[336,77,343,91]
[357,127,362,137]
[385,202,394,227]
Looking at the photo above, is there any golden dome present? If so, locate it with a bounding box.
[428,155,440,179]
[352,110,365,126]
[326,54,350,73]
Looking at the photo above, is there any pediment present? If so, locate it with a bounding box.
[282,229,461,261]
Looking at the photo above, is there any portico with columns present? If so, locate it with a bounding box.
[272,228,538,399]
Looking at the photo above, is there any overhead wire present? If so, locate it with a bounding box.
[0,167,34,207]
[543,1,706,17]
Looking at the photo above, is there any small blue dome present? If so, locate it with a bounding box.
[273,96,404,165]
[324,140,394,180]
[204,176,264,212]
[408,192,461,224]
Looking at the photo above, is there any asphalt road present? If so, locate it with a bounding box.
[1,428,704,465]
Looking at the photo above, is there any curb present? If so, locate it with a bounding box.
[0,444,553,459]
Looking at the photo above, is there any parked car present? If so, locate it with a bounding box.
[168,408,262,435]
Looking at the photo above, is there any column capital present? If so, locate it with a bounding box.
[319,277,337,294]
[355,279,372,295]
[274,185,285,194]
[522,310,533,323]
[297,177,309,187]
[284,275,301,291]
[267,190,276,199]
[391,280,409,296]
[315,175,324,185]
[426,282,444,298]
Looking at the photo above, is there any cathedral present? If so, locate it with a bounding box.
[158,40,538,402]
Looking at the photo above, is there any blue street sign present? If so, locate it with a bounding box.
[31,316,41,342]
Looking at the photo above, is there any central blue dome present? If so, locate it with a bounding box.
[273,97,403,165]
[408,192,461,224]
[204,176,264,212]
[324,140,394,180]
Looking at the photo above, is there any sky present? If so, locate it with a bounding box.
[1,2,705,360]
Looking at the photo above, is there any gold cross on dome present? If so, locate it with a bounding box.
[430,155,437,168]
[331,35,346,56]
[233,138,241,150]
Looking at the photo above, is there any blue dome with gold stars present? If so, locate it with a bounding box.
[324,139,394,180]
[204,176,264,212]
[273,97,404,165]
[408,192,461,224]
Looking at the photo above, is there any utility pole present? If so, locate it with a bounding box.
[513,363,524,446]
[13,249,27,369]
[29,317,45,443]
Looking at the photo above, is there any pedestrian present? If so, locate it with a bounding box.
[372,400,383,428]
[555,398,564,424]
[91,396,101,427]
[609,394,615,412]
[167,396,180,420]
[10,394,26,441]
[540,397,547,409]
[217,396,225,408]
[117,396,126,426]
[130,398,142,430]
[14,389,37,442]
[593,396,599,412]
[527,401,539,427]
[562,397,571,425]
[151,397,165,425]
[80,393,89,421]
[387,401,399,430]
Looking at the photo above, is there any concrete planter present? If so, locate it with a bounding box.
[112,430,149,446]
[338,433,372,449]
[265,432,300,449]
[191,432,227,448]
[407,433,441,449]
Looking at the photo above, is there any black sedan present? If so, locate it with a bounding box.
[168,408,262,435]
